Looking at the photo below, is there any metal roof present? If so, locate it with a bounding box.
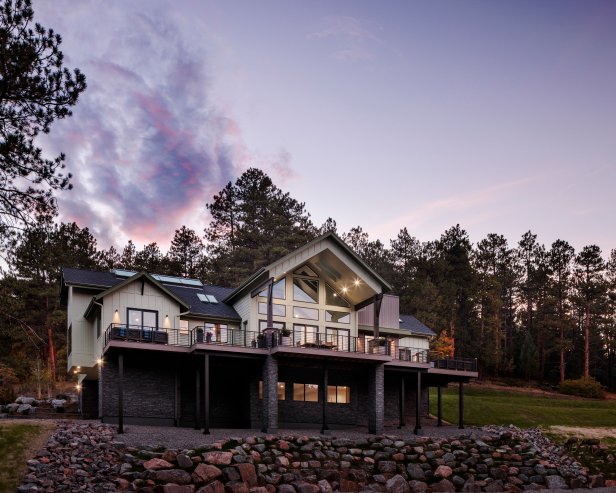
[398,314,436,337]
[61,267,240,321]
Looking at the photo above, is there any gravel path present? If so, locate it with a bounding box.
[115,423,486,450]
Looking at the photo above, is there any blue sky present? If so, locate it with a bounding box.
[36,1,616,254]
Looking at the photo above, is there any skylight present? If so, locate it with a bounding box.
[197,293,218,304]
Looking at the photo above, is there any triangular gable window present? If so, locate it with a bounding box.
[325,283,350,308]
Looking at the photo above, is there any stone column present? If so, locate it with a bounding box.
[261,355,278,433]
[368,363,384,434]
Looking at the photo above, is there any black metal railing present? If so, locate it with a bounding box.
[104,323,476,371]
[104,323,187,346]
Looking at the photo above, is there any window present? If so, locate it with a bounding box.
[325,310,350,324]
[327,385,350,404]
[326,328,350,350]
[127,308,158,329]
[293,278,319,303]
[325,284,350,307]
[259,278,286,300]
[293,383,319,402]
[204,323,228,342]
[197,293,218,304]
[293,306,319,321]
[67,324,72,355]
[258,302,286,316]
[258,381,286,400]
[293,324,321,346]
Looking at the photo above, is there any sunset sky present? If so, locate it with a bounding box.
[36,1,616,254]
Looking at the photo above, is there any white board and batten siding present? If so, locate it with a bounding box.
[357,294,400,329]
[67,286,96,370]
[399,335,430,351]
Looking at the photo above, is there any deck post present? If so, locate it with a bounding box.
[261,355,278,433]
[368,364,384,434]
[321,366,329,433]
[398,375,406,428]
[194,366,200,429]
[204,353,210,434]
[118,352,124,434]
[414,371,421,434]
[437,385,443,427]
[458,381,464,429]
[174,368,179,427]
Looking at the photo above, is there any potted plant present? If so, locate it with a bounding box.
[279,327,291,346]
[196,327,204,343]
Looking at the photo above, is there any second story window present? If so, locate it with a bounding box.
[127,308,158,330]
[293,278,319,303]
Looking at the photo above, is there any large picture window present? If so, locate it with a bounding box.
[293,278,319,303]
[293,383,319,402]
[258,302,286,316]
[325,310,350,324]
[259,278,286,299]
[327,385,350,404]
[127,308,158,330]
[293,306,319,321]
[293,324,321,346]
[325,283,350,307]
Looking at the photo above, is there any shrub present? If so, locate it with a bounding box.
[0,364,19,403]
[560,377,605,399]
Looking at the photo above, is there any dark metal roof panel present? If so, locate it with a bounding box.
[399,314,436,337]
[62,267,122,289]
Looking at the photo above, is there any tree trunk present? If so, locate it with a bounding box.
[584,306,590,378]
[559,326,565,384]
[46,296,56,390]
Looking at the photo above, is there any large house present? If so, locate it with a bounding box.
[61,233,477,434]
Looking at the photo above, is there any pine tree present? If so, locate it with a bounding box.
[204,168,317,286]
[167,226,203,278]
[0,0,86,234]
[574,245,605,378]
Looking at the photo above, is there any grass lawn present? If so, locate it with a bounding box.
[430,386,616,428]
[0,421,55,493]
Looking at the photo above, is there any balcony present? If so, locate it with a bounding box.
[103,324,477,372]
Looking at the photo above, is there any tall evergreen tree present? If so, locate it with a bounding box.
[167,226,204,278]
[547,240,575,383]
[574,245,605,378]
[204,168,317,286]
[0,0,86,234]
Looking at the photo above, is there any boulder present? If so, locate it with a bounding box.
[434,465,453,478]
[385,475,410,493]
[154,485,195,493]
[144,458,174,470]
[16,396,35,405]
[408,480,428,492]
[406,464,425,480]
[177,454,193,469]
[17,404,33,415]
[195,480,224,493]
[191,463,222,483]
[151,469,192,485]
[202,451,233,465]
[429,479,455,492]
[51,399,66,409]
[544,475,567,490]
[235,463,257,487]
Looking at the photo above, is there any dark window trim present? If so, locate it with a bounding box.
[293,382,320,402]
[327,385,351,404]
[126,307,159,330]
[292,277,319,304]
[258,302,286,317]
[325,309,351,324]
[293,305,319,321]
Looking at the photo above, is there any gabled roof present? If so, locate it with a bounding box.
[61,267,241,322]
[224,232,392,304]
[91,272,191,310]
[399,314,436,337]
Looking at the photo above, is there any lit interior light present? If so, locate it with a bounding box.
[342,287,348,293]
[76,384,81,391]
[97,358,103,365]
[354,279,360,286]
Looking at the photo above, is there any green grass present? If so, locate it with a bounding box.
[0,423,52,493]
[430,386,616,428]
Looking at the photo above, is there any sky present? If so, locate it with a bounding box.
[35,1,616,255]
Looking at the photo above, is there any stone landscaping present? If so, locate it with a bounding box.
[18,422,610,492]
[0,395,72,418]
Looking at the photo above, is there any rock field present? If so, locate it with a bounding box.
[17,422,611,492]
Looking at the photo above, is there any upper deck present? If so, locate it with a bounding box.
[103,323,478,374]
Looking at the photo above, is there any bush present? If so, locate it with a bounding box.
[560,377,605,399]
[0,364,19,404]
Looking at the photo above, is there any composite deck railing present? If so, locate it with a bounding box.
[104,324,476,371]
